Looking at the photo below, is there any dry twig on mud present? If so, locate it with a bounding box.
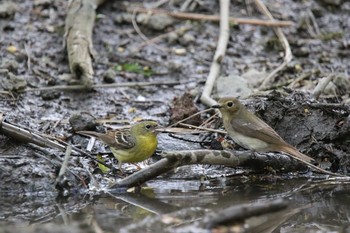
[132,25,192,52]
[56,145,72,183]
[133,8,294,27]
[0,116,112,169]
[64,0,105,88]
[200,0,230,107]
[312,74,334,99]
[131,9,170,52]
[0,116,67,151]
[255,0,293,90]
[168,108,212,128]
[288,72,313,88]
[177,122,226,134]
[110,150,319,189]
[20,80,186,92]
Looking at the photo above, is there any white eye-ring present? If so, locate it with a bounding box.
[227,101,233,107]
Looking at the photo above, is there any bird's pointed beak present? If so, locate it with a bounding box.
[211,104,222,109]
[153,127,163,134]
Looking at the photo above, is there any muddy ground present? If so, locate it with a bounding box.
[0,0,350,231]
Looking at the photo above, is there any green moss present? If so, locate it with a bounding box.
[115,63,153,77]
[319,31,344,41]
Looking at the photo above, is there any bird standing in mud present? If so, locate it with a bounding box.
[78,121,159,171]
[212,97,345,176]
[212,97,314,163]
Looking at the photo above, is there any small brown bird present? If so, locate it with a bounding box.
[212,97,348,176]
[212,97,315,163]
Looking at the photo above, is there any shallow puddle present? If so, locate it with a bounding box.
[1,176,350,232]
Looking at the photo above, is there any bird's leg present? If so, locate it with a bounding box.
[117,161,126,175]
[250,149,258,159]
[132,163,142,170]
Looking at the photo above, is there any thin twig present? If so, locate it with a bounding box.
[288,72,312,88]
[133,25,192,52]
[307,9,320,36]
[24,43,32,74]
[57,144,72,178]
[0,90,12,95]
[20,80,187,92]
[168,108,213,128]
[131,8,169,52]
[178,122,226,134]
[312,74,334,99]
[256,0,292,90]
[200,0,230,107]
[199,111,219,128]
[157,127,212,134]
[133,8,294,27]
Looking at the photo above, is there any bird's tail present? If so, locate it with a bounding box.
[281,146,315,163]
[77,131,104,138]
[281,145,346,177]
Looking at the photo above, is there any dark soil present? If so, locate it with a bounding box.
[0,0,350,230]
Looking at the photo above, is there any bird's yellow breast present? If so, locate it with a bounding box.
[111,134,157,163]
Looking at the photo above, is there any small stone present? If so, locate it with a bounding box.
[146,14,175,31]
[216,74,253,98]
[178,33,195,46]
[1,72,27,91]
[242,69,267,88]
[33,0,53,7]
[6,45,17,54]
[0,2,17,18]
[167,32,179,44]
[41,91,61,100]
[1,59,19,73]
[69,113,97,132]
[293,47,310,57]
[103,68,116,83]
[174,48,187,55]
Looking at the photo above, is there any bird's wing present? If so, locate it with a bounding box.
[109,129,136,150]
[230,110,286,145]
[78,130,135,149]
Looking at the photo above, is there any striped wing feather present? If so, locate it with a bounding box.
[111,129,135,149]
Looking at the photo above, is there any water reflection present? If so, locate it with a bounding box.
[1,177,350,232]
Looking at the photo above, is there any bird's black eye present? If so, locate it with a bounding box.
[145,124,152,129]
[227,101,233,107]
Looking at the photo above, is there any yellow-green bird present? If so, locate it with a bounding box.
[78,121,159,171]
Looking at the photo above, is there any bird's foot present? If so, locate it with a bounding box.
[132,163,142,170]
[250,150,258,159]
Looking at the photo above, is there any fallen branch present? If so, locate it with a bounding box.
[256,0,293,90]
[64,0,105,88]
[107,192,180,215]
[0,116,111,169]
[133,8,294,27]
[0,117,66,151]
[203,199,288,228]
[200,0,230,107]
[110,149,313,189]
